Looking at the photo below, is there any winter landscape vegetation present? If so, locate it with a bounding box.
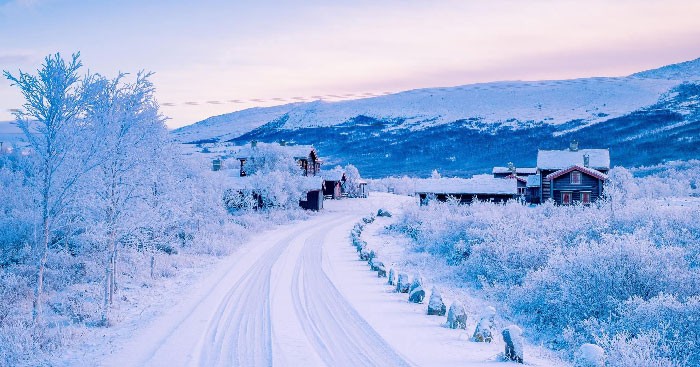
[2,2,700,367]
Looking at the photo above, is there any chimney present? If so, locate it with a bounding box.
[279,139,286,146]
[569,140,579,152]
[251,140,257,147]
[583,154,590,168]
[507,162,516,173]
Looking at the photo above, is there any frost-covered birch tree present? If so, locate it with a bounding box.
[79,71,167,324]
[3,53,96,323]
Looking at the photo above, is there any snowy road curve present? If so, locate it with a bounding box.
[103,195,562,367]
[105,207,413,367]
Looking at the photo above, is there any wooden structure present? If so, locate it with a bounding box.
[357,180,368,198]
[415,176,518,206]
[321,171,346,199]
[235,142,321,177]
[300,189,324,210]
[536,141,609,205]
[212,158,222,171]
[298,176,324,210]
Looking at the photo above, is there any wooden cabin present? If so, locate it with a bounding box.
[415,176,518,206]
[357,180,368,198]
[321,171,346,199]
[537,141,609,205]
[235,142,321,177]
[525,174,541,204]
[298,176,324,210]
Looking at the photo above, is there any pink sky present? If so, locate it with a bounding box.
[1,0,699,128]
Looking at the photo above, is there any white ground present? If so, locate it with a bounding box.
[85,193,567,366]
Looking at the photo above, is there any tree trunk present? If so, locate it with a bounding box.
[102,262,111,325]
[150,255,155,279]
[32,215,50,324]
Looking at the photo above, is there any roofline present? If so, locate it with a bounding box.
[545,165,608,181]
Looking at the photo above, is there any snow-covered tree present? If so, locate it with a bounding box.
[343,164,363,197]
[4,53,97,323]
[78,71,167,324]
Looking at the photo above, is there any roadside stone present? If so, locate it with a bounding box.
[376,262,386,277]
[427,287,446,316]
[396,273,410,293]
[502,325,524,363]
[472,306,497,343]
[409,274,422,293]
[408,285,425,303]
[446,301,467,329]
[359,249,370,261]
[377,208,392,217]
[575,344,605,367]
[388,268,396,285]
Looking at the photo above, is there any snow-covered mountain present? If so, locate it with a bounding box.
[175,58,700,177]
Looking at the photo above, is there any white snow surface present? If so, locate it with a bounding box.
[62,193,567,367]
[537,148,610,170]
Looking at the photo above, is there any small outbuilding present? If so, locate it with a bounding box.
[321,170,346,199]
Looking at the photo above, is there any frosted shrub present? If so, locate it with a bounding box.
[512,232,696,337]
[390,162,700,366]
[597,331,680,367]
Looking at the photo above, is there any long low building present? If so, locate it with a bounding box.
[415,175,518,205]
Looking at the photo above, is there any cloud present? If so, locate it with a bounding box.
[0,53,33,65]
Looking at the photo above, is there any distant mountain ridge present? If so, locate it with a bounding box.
[173,58,700,178]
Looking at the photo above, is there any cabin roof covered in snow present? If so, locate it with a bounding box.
[320,170,345,181]
[414,175,517,195]
[492,167,537,174]
[537,148,610,170]
[545,165,608,181]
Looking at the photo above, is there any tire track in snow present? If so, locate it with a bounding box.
[197,226,306,367]
[291,218,414,367]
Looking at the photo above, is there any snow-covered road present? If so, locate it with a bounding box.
[103,194,563,367]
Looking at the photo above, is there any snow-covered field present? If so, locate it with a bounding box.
[58,193,566,367]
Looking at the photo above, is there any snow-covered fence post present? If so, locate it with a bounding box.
[502,325,524,363]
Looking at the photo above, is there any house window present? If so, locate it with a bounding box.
[561,191,572,205]
[518,187,526,195]
[581,191,591,204]
[571,171,582,184]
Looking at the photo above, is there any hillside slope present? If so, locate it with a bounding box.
[174,58,700,177]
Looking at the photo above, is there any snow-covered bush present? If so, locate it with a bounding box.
[390,162,700,366]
